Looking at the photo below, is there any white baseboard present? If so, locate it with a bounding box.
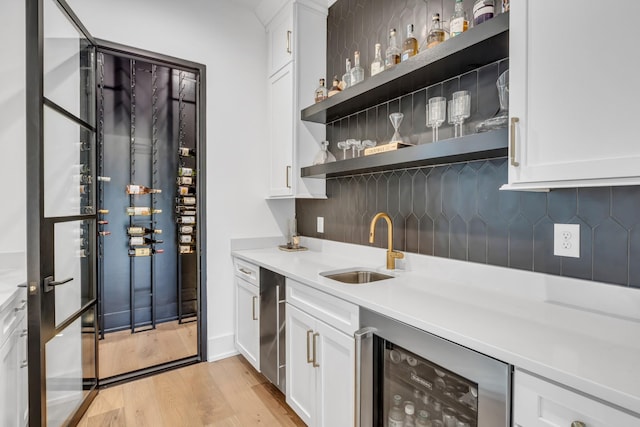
[207,332,238,362]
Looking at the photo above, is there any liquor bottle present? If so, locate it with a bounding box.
[370,43,384,76]
[177,185,196,196]
[179,235,193,244]
[179,245,195,254]
[179,225,194,234]
[450,0,469,37]
[129,236,164,246]
[350,51,364,86]
[401,24,418,61]
[426,13,446,49]
[98,231,111,237]
[128,247,164,257]
[314,78,328,103]
[178,147,196,157]
[177,196,196,205]
[473,0,494,25]
[127,226,162,235]
[341,58,352,89]
[177,176,193,185]
[126,207,162,216]
[126,184,162,195]
[385,29,401,68]
[97,209,109,214]
[388,394,404,427]
[178,167,195,177]
[97,176,111,182]
[328,76,342,97]
[177,216,196,224]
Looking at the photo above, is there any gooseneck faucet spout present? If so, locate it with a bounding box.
[369,212,404,270]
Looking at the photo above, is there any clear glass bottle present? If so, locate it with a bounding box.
[388,394,405,427]
[328,75,342,96]
[314,78,328,103]
[370,43,384,76]
[350,51,364,86]
[426,13,446,49]
[450,0,469,37]
[385,29,401,68]
[416,410,431,427]
[473,0,495,26]
[342,58,352,89]
[401,24,418,61]
[403,402,416,427]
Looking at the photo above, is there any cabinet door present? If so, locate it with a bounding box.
[507,0,640,189]
[268,63,294,197]
[286,304,316,425]
[513,370,640,427]
[0,330,19,427]
[18,314,28,427]
[235,277,260,371]
[315,320,355,427]
[268,4,293,77]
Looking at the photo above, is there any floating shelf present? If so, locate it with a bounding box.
[300,128,507,178]
[301,12,509,124]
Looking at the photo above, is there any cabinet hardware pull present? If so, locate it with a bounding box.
[239,267,253,276]
[306,330,314,363]
[14,300,27,312]
[571,422,586,427]
[286,166,291,189]
[286,30,292,54]
[252,296,258,320]
[312,332,320,368]
[20,360,28,369]
[510,117,520,167]
[20,329,28,338]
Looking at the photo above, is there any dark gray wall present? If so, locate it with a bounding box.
[297,0,640,289]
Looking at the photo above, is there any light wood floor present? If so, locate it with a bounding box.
[79,355,306,427]
[99,320,198,379]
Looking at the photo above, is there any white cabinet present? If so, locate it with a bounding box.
[259,0,327,199]
[513,369,640,427]
[234,259,260,371]
[504,0,640,190]
[17,314,28,427]
[286,279,358,427]
[0,288,27,427]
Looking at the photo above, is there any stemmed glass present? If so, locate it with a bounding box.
[449,90,471,137]
[389,113,404,143]
[352,140,364,157]
[346,138,358,158]
[427,96,446,142]
[362,139,377,154]
[337,140,350,160]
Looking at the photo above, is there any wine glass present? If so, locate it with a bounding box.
[352,140,365,157]
[362,139,377,154]
[389,113,404,143]
[450,90,471,137]
[346,138,358,158]
[427,96,446,142]
[337,141,350,160]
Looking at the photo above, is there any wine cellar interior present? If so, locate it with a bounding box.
[96,49,201,379]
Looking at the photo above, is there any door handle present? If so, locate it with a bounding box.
[286,30,292,54]
[306,330,314,363]
[312,332,320,368]
[354,327,377,427]
[510,117,520,167]
[44,276,74,293]
[286,166,291,189]
[252,296,258,320]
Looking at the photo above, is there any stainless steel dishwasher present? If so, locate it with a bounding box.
[259,268,286,394]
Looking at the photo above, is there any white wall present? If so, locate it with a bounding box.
[64,0,294,360]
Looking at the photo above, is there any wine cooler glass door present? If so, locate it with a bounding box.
[26,0,99,425]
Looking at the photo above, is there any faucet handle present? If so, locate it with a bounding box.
[390,250,404,259]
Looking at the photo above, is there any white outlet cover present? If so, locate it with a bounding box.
[553,224,580,258]
[317,216,324,234]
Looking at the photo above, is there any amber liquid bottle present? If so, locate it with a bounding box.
[401,24,418,61]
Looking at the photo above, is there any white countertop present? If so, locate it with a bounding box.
[231,237,640,415]
[0,252,27,312]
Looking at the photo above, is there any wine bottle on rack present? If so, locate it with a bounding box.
[126,184,162,195]
[175,207,197,216]
[126,207,162,216]
[98,209,109,214]
[177,196,196,205]
[177,216,196,224]
[177,186,196,196]
[129,236,164,246]
[98,231,111,236]
[177,176,193,185]
[128,247,164,257]
[98,220,109,225]
[127,226,162,236]
[97,176,111,182]
[178,167,195,177]
[179,225,194,234]
[178,147,196,157]
[179,245,195,254]
[179,235,193,244]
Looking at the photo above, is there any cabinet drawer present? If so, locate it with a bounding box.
[513,369,639,427]
[286,278,358,335]
[234,258,260,286]
[0,289,26,349]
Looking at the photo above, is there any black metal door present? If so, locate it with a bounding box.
[25,0,99,425]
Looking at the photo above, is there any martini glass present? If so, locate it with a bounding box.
[389,113,404,143]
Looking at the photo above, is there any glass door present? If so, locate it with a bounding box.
[26,0,98,425]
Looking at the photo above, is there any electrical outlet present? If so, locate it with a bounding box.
[317,217,324,233]
[554,224,580,258]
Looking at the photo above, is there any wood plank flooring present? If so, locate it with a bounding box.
[79,355,306,427]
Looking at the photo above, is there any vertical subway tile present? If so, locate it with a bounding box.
[577,187,611,228]
[377,103,389,143]
[611,186,640,229]
[487,217,509,267]
[426,166,444,220]
[547,188,578,223]
[450,215,468,260]
[519,191,547,225]
[387,172,401,218]
[412,169,428,218]
[406,214,420,253]
[593,218,628,286]
[366,107,377,141]
[458,164,478,222]
[434,213,450,257]
[476,60,500,121]
[412,88,427,144]
[468,216,488,264]
[508,214,534,271]
[441,166,459,219]
[400,93,414,144]
[419,215,435,255]
[533,217,561,275]
[629,226,640,289]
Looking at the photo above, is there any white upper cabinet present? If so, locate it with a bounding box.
[267,4,293,77]
[504,0,640,190]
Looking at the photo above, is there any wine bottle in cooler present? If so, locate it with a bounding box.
[126,184,162,195]
[178,147,196,157]
[129,236,164,246]
[128,247,164,257]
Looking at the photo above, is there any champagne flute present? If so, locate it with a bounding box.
[427,96,446,142]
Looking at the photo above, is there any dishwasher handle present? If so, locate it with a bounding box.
[354,327,376,427]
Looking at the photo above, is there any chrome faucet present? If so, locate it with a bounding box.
[369,212,404,270]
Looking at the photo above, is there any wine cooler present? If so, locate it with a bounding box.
[94,44,205,380]
[356,308,511,427]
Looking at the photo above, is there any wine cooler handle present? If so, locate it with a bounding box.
[306,330,314,364]
[252,296,258,320]
[510,117,520,167]
[312,332,320,368]
[286,166,291,189]
[354,327,377,427]
[286,30,292,54]
[43,276,74,293]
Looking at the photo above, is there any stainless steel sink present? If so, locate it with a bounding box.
[320,268,393,284]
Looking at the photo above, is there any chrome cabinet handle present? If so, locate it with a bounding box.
[354,327,377,427]
[306,330,314,363]
[286,166,291,189]
[286,30,292,54]
[252,296,258,320]
[510,117,520,167]
[571,422,586,427]
[238,267,253,276]
[44,276,74,293]
[312,332,320,368]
